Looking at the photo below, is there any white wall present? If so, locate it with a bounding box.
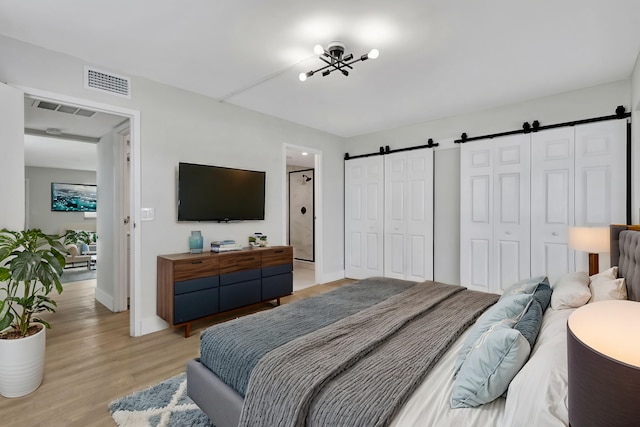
[0,83,24,230]
[0,35,345,335]
[433,146,460,285]
[25,166,96,234]
[631,52,640,224]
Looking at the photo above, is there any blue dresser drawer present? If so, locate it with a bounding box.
[220,268,261,286]
[174,287,219,323]
[219,279,261,311]
[262,273,293,300]
[174,276,219,295]
[262,263,293,278]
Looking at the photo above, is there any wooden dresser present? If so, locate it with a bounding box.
[157,246,293,337]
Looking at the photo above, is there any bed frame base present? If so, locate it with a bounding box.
[186,358,243,427]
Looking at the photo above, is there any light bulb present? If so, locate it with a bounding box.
[368,48,379,59]
[299,72,307,82]
[314,44,325,55]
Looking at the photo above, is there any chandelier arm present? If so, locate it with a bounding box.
[301,45,375,80]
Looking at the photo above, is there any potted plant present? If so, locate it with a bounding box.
[0,228,66,398]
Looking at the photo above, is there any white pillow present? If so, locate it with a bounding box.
[591,266,617,280]
[66,244,79,257]
[550,271,590,310]
[503,309,572,426]
[589,268,627,302]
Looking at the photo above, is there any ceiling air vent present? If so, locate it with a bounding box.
[33,99,97,118]
[84,66,131,98]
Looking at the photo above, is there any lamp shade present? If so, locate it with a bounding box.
[567,300,640,426]
[568,226,610,253]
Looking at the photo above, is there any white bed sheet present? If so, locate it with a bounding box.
[390,307,572,427]
[390,327,505,427]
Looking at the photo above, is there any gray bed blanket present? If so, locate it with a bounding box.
[238,281,498,427]
[200,277,418,396]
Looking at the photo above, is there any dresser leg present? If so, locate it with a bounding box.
[276,297,281,306]
[184,322,191,338]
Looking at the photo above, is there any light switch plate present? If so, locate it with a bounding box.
[141,207,155,221]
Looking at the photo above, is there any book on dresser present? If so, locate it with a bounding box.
[211,240,242,252]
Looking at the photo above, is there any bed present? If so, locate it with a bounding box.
[186,225,640,427]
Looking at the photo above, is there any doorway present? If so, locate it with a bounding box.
[285,146,321,291]
[19,85,141,336]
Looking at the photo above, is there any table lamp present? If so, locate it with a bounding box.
[567,300,640,426]
[568,226,610,275]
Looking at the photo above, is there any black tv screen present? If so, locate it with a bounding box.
[178,162,265,221]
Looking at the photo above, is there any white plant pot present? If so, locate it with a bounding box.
[0,325,46,398]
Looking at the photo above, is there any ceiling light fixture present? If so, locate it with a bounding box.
[299,41,379,81]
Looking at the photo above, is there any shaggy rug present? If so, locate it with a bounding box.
[109,373,213,427]
[60,268,96,284]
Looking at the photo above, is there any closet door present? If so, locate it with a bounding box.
[530,127,575,285]
[460,140,494,292]
[345,156,384,279]
[574,119,627,272]
[384,149,434,281]
[492,134,531,291]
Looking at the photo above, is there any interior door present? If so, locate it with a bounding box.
[0,83,25,230]
[530,127,575,285]
[383,149,434,281]
[384,152,407,279]
[492,134,530,292]
[460,139,494,292]
[345,156,384,279]
[574,119,627,272]
[405,149,434,281]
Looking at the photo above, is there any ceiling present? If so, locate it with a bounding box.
[3,1,640,139]
[22,97,126,171]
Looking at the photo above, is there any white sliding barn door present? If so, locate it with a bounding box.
[384,149,434,281]
[345,156,384,279]
[461,135,530,292]
[460,140,494,292]
[573,119,627,272]
[530,127,575,285]
[492,135,531,291]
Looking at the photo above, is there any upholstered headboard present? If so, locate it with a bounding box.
[610,224,640,302]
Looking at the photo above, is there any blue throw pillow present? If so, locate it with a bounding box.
[500,276,548,300]
[454,292,533,376]
[514,283,552,348]
[451,323,531,408]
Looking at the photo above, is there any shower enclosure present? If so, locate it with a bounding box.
[288,169,314,261]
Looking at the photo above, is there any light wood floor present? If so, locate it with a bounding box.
[0,278,350,427]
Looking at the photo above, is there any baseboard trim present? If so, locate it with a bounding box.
[94,287,114,311]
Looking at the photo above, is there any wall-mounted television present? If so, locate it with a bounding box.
[51,183,97,212]
[178,162,266,222]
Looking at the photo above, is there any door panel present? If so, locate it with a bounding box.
[461,141,493,291]
[531,127,575,284]
[345,157,384,279]
[492,134,530,292]
[384,149,433,281]
[574,119,626,273]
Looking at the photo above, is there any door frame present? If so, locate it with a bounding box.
[13,84,142,337]
[283,143,322,285]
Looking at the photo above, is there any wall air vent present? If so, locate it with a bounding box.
[84,66,131,98]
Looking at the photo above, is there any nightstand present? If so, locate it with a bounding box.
[567,300,640,426]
